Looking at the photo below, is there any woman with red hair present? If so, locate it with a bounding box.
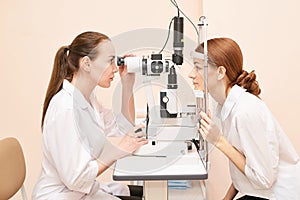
[191,37,300,200]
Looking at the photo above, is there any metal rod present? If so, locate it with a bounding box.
[198,16,209,169]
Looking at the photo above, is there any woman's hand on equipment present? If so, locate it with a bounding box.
[118,124,148,156]
[199,111,222,146]
[119,54,135,88]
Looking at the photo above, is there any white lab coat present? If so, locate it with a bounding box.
[216,85,300,199]
[32,80,134,200]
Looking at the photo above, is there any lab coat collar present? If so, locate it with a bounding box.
[219,85,245,121]
[62,79,90,109]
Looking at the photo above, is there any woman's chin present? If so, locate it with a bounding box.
[98,82,111,88]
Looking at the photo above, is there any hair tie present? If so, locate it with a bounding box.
[64,45,70,57]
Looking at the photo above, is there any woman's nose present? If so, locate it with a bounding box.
[112,62,118,73]
[188,70,196,79]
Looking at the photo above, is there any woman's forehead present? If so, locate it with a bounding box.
[97,40,115,56]
[193,58,204,65]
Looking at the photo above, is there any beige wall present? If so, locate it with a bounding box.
[204,0,300,199]
[0,0,201,199]
[3,1,299,199]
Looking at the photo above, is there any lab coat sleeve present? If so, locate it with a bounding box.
[235,107,279,189]
[98,138,129,166]
[45,109,98,194]
[99,104,134,137]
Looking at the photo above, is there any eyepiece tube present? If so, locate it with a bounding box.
[116,56,142,73]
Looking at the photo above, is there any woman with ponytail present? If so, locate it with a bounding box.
[191,38,300,200]
[32,31,147,200]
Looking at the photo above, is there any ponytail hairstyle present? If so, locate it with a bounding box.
[41,31,110,129]
[195,37,261,98]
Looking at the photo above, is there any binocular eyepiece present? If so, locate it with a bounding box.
[116,56,125,66]
[115,55,170,76]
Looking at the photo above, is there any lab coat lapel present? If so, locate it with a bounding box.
[220,85,245,122]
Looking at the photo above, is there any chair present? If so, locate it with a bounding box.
[0,137,27,200]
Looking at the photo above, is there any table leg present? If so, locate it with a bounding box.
[144,181,168,200]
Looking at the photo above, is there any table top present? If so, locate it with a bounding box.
[113,141,208,181]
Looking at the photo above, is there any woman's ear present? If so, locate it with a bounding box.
[217,66,226,80]
[79,56,91,72]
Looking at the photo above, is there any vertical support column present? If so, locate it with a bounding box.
[144,181,168,200]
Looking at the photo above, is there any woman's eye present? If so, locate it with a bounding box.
[195,66,202,71]
[194,63,202,70]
